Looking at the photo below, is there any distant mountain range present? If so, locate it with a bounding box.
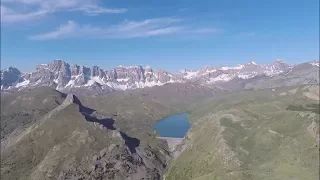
[1,59,319,93]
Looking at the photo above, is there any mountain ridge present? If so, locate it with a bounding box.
[1,59,319,93]
[1,88,172,180]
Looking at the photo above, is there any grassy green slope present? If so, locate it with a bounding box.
[166,85,319,180]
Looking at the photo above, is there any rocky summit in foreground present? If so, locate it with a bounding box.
[1,87,172,180]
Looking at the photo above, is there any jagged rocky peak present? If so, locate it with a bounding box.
[61,93,82,107]
[114,65,146,82]
[43,59,69,71]
[3,67,21,73]
[145,65,152,70]
[90,65,106,78]
[274,58,286,63]
[70,64,81,76]
[1,67,21,79]
[247,61,258,65]
[270,59,289,66]
[0,67,22,87]
[270,59,290,69]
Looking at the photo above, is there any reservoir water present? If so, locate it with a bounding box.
[152,113,190,138]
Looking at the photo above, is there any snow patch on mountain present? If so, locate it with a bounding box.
[15,79,30,88]
[66,80,76,87]
[117,78,130,82]
[143,80,165,87]
[85,80,96,87]
[117,65,139,69]
[265,70,283,76]
[106,82,129,91]
[238,74,252,79]
[208,74,235,83]
[91,76,105,85]
[184,70,199,79]
[203,69,217,75]
[220,64,245,70]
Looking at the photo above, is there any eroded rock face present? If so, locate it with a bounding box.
[57,144,167,180]
[55,107,170,180]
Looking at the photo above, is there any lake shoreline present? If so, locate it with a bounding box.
[152,113,191,138]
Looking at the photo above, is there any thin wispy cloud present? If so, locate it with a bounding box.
[1,0,127,23]
[29,21,78,40]
[74,5,127,16]
[29,18,220,40]
[1,5,48,23]
[29,18,185,40]
[238,32,257,37]
[178,8,189,12]
[190,28,220,34]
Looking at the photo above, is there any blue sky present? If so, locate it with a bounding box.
[1,0,319,72]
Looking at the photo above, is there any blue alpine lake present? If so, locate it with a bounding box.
[152,113,190,138]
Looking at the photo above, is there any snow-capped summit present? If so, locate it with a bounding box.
[0,59,317,93]
[179,60,293,83]
[309,60,319,67]
[1,60,183,91]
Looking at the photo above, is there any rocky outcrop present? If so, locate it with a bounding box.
[1,91,172,180]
